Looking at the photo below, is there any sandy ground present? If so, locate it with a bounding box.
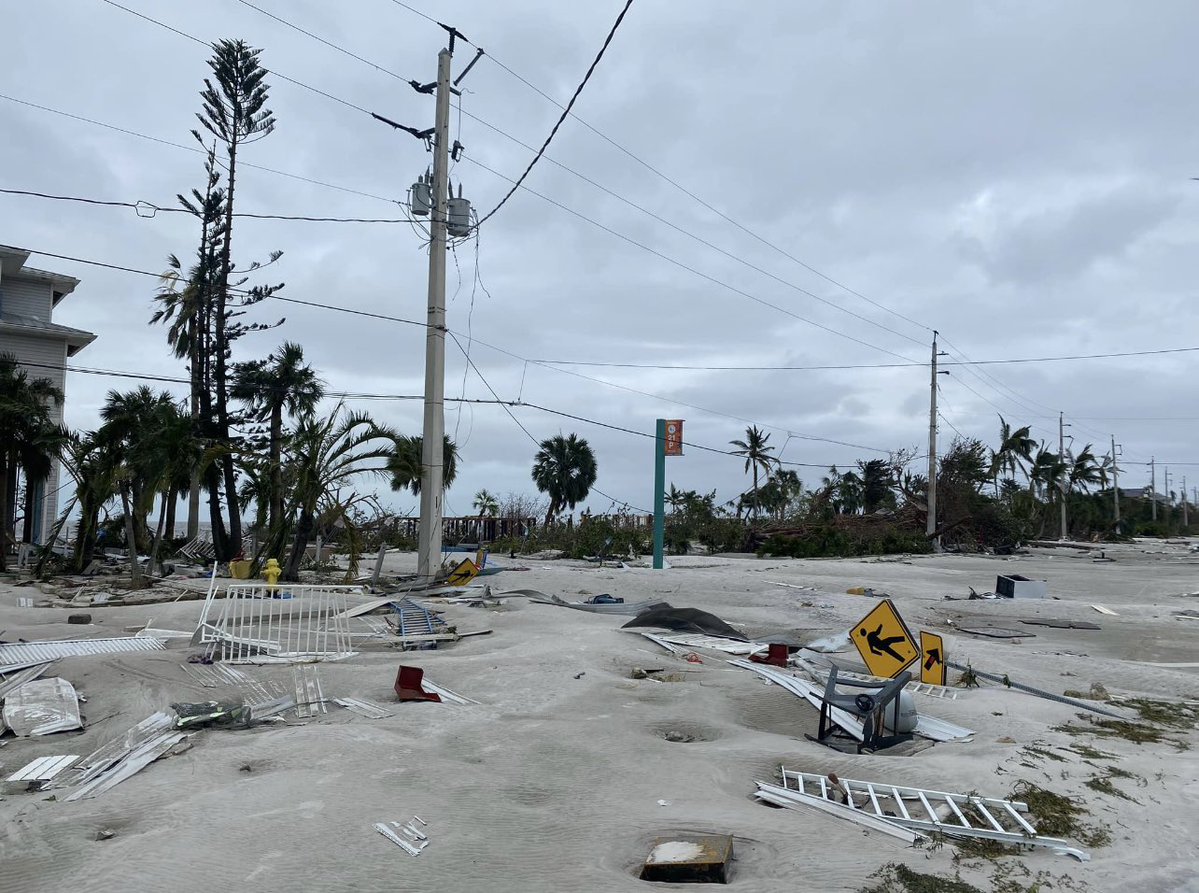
[0,541,1196,893]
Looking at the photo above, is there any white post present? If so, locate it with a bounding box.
[1059,412,1068,540]
[1111,434,1119,523]
[1150,457,1156,521]
[926,332,939,545]
[417,47,453,583]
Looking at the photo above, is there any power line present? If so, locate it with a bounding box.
[531,344,1199,371]
[232,0,417,83]
[0,92,396,204]
[461,153,921,364]
[430,12,933,338]
[209,0,929,351]
[474,0,634,228]
[99,0,374,116]
[459,110,927,349]
[22,244,886,453]
[0,187,415,224]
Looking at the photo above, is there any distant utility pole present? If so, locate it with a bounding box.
[1150,457,1157,521]
[1163,466,1172,523]
[1110,435,1120,524]
[926,332,947,546]
[1183,475,1189,527]
[1058,412,1071,540]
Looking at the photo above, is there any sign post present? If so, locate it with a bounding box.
[652,420,684,570]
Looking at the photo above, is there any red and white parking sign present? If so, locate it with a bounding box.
[664,420,684,456]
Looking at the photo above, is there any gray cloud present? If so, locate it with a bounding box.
[3,0,1196,516]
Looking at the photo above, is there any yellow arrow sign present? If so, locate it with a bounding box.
[850,598,919,679]
[920,630,947,686]
[447,558,479,587]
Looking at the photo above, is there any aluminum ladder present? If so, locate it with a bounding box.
[779,768,1089,861]
[391,598,446,639]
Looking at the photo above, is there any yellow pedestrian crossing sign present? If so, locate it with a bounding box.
[447,558,479,587]
[920,631,947,686]
[851,599,919,679]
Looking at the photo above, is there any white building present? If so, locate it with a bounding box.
[0,244,95,545]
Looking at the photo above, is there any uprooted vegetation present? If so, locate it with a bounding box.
[1053,710,1192,749]
[859,861,1088,893]
[1010,781,1111,848]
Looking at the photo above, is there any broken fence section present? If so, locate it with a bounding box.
[333,697,394,719]
[53,711,184,801]
[195,583,359,663]
[0,637,165,671]
[772,769,1090,861]
[375,816,429,856]
[5,755,81,790]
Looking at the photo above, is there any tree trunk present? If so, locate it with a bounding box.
[148,491,169,576]
[282,508,314,582]
[269,403,283,532]
[121,484,143,589]
[215,137,242,558]
[165,487,177,541]
[0,455,9,571]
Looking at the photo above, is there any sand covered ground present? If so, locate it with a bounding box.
[1,540,1196,893]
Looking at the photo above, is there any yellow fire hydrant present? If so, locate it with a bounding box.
[264,558,282,589]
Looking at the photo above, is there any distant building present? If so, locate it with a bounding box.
[1118,486,1170,505]
[0,244,95,544]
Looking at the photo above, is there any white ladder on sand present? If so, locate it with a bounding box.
[779,768,1089,861]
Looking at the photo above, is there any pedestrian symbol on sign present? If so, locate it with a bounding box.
[849,599,919,679]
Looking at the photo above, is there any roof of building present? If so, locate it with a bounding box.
[0,313,97,355]
[0,245,81,300]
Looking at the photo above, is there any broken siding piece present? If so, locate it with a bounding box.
[5,754,81,789]
[0,637,165,668]
[2,677,83,736]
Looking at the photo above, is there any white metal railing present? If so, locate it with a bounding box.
[195,582,360,663]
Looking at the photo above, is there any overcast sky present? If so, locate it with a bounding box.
[4,0,1198,516]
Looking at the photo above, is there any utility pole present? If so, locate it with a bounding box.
[926,332,947,546]
[1183,475,1189,527]
[416,48,454,582]
[1058,412,1071,540]
[1110,435,1120,524]
[1150,457,1156,521]
[1163,466,1172,523]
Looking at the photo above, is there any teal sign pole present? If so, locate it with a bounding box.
[653,418,666,569]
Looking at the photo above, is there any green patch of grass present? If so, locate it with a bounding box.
[1010,781,1111,848]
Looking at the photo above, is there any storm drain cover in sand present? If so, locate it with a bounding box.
[640,833,732,884]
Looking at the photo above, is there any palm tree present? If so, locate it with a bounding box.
[729,425,776,518]
[269,404,395,581]
[200,38,278,559]
[232,341,325,534]
[472,489,499,517]
[1066,444,1104,495]
[386,435,459,496]
[532,433,597,525]
[989,415,1035,498]
[98,387,181,554]
[0,354,65,568]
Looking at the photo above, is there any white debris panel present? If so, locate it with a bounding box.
[2,677,83,737]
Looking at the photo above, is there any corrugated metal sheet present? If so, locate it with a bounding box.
[6,754,80,785]
[0,637,165,666]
